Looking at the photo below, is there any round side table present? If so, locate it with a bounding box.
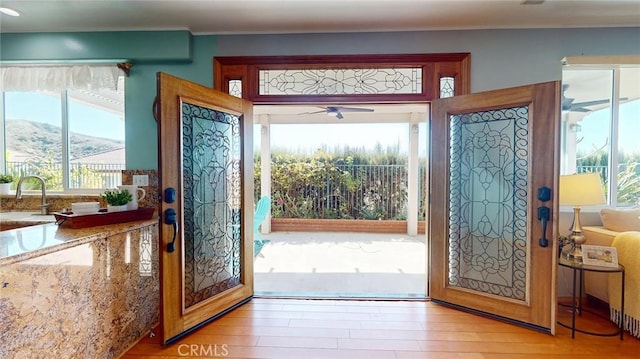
[558,256,625,340]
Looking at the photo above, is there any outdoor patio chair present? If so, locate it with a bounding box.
[254,196,271,257]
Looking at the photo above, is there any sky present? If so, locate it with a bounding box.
[4,92,125,141]
[577,99,639,156]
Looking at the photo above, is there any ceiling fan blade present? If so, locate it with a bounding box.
[334,106,374,113]
[570,107,591,113]
[571,99,611,109]
[561,83,627,113]
[567,97,628,112]
[300,105,376,117]
[298,109,327,115]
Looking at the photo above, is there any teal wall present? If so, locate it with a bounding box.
[0,31,192,62]
[2,27,639,169]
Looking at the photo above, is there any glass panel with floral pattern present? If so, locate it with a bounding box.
[259,68,422,95]
[181,102,242,309]
[448,106,529,301]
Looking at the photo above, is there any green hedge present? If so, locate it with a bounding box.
[255,147,426,220]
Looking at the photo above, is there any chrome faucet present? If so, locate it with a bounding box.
[15,175,50,215]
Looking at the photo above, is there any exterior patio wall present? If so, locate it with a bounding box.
[271,218,426,234]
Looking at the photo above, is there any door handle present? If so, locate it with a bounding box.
[164,208,179,253]
[152,96,159,122]
[537,206,550,248]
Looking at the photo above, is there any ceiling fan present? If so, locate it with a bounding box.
[304,106,374,119]
[562,84,614,112]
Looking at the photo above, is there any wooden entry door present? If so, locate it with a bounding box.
[429,81,560,333]
[156,72,254,344]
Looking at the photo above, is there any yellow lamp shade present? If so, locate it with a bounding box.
[559,172,606,206]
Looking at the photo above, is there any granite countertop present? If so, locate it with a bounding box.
[0,211,57,224]
[0,213,158,266]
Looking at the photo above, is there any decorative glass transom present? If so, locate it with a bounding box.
[182,101,243,309]
[228,80,242,98]
[448,106,529,301]
[258,68,422,95]
[440,77,455,98]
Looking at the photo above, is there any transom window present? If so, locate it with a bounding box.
[214,53,470,103]
[258,67,423,95]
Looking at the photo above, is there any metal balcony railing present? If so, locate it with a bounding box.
[6,161,124,190]
[257,163,428,220]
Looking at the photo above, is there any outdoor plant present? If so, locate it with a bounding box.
[0,174,14,183]
[101,188,132,206]
[261,147,412,220]
[616,162,640,205]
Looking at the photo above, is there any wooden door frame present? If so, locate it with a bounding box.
[213,53,471,103]
[212,53,471,298]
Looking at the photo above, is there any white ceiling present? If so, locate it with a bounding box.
[254,103,429,122]
[1,0,639,34]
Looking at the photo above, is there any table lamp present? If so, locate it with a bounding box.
[559,173,606,261]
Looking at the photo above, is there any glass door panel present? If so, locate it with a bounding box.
[448,107,528,301]
[182,103,243,309]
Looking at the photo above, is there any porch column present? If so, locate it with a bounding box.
[407,113,421,236]
[563,112,589,175]
[259,115,271,234]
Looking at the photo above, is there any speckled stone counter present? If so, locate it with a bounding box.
[0,219,159,359]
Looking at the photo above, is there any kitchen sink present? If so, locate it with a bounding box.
[0,212,56,231]
[1,223,40,231]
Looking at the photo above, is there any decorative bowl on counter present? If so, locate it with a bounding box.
[71,202,101,215]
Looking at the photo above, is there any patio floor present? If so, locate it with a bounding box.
[253,231,427,299]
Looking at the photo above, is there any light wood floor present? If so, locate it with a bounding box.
[123,298,640,359]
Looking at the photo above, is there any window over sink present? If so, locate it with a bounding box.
[0,64,126,192]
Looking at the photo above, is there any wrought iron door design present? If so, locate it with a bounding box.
[182,103,242,308]
[430,82,560,333]
[448,107,528,301]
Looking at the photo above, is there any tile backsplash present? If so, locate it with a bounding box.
[122,169,159,211]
